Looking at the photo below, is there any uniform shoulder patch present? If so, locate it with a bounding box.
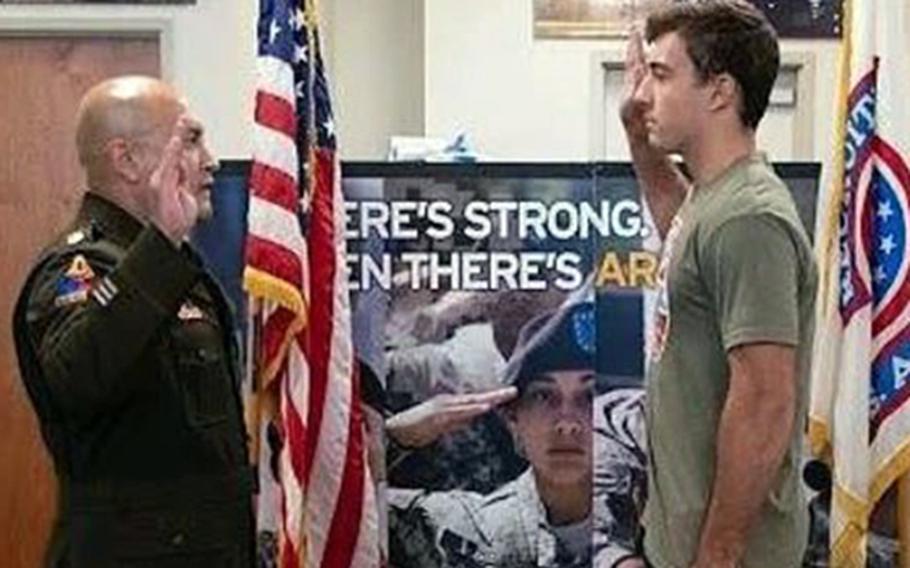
[54,254,96,307]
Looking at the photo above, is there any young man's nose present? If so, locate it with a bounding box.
[633,74,654,108]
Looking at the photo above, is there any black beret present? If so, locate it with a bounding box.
[502,300,596,388]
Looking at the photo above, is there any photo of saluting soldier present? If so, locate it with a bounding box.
[387,299,601,568]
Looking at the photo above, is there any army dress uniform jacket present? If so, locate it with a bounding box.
[13,194,254,568]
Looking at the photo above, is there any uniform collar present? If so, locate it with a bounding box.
[77,192,144,247]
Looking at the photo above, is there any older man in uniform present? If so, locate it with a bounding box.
[13,76,253,567]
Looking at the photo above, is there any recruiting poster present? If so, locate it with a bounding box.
[343,164,656,567]
[195,160,819,568]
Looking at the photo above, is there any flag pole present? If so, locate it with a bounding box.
[245,300,263,465]
[899,474,910,567]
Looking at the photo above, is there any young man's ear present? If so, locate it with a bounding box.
[708,72,740,115]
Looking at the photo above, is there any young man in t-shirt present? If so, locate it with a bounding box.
[619,2,818,567]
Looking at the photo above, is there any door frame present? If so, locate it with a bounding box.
[0,15,173,80]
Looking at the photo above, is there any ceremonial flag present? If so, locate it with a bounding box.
[810,0,910,564]
[244,0,380,566]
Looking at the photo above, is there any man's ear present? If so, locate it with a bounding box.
[708,72,739,115]
[106,138,143,184]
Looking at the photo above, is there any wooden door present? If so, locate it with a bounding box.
[0,35,159,568]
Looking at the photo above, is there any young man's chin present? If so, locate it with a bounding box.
[648,132,675,154]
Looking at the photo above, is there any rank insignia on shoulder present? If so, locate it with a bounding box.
[177,300,206,321]
[54,255,95,307]
[65,230,86,246]
[90,277,119,307]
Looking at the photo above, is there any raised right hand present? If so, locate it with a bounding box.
[619,27,649,142]
[148,117,199,246]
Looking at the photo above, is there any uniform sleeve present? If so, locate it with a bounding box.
[700,214,801,351]
[24,226,202,425]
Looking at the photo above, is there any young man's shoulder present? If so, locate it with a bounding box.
[700,161,806,241]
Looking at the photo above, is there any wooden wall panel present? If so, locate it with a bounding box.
[0,35,159,568]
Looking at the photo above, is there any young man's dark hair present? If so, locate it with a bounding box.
[645,0,780,129]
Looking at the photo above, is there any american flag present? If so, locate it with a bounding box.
[244,1,380,566]
[809,0,910,563]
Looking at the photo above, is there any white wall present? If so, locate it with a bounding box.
[0,0,844,172]
[0,0,256,159]
[322,0,424,159]
[425,0,614,161]
[0,0,425,161]
[424,0,841,174]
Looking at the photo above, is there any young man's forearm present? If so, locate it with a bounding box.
[626,135,688,239]
[693,346,797,567]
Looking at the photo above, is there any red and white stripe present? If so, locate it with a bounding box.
[245,3,379,567]
[248,46,310,567]
[301,151,379,568]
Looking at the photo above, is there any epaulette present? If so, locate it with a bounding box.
[33,221,117,289]
[64,229,88,246]
[55,221,101,252]
[51,221,124,263]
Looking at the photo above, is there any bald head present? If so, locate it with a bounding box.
[75,76,185,186]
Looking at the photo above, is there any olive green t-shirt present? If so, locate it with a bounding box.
[643,154,817,568]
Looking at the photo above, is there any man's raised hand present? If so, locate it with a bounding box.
[148,116,198,245]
